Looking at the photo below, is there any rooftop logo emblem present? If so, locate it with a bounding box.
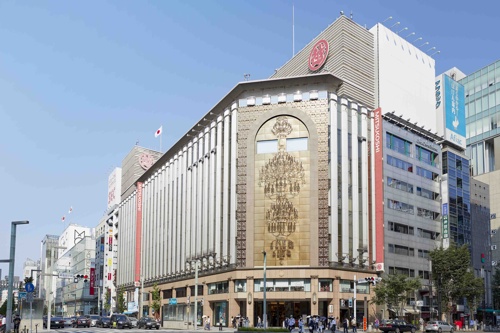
[308,39,329,71]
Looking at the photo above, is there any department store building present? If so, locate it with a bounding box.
[117,16,382,329]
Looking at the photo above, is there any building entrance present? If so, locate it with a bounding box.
[255,301,310,327]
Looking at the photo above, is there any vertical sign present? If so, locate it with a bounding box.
[89,267,95,295]
[135,182,143,284]
[440,175,450,249]
[373,108,385,267]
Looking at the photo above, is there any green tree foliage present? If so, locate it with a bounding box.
[492,270,500,309]
[104,287,111,314]
[151,283,161,320]
[370,274,421,317]
[116,287,126,314]
[429,245,484,320]
[0,298,6,316]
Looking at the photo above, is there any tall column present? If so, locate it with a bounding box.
[329,94,339,262]
[215,116,223,260]
[351,103,360,263]
[340,98,350,260]
[160,165,167,275]
[167,158,174,274]
[222,109,231,262]
[181,146,188,270]
[230,103,238,264]
[191,138,199,257]
[197,133,204,256]
[186,143,193,262]
[203,127,210,254]
[209,121,217,254]
[173,154,179,274]
[360,107,369,256]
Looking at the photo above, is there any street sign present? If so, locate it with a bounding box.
[59,272,74,279]
[25,282,35,293]
[169,298,177,305]
[18,292,27,300]
[27,292,34,302]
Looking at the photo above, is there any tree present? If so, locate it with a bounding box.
[116,287,126,314]
[370,274,422,318]
[0,299,6,316]
[429,245,484,321]
[104,287,111,315]
[492,270,500,309]
[151,283,161,320]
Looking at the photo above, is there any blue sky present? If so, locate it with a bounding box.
[0,0,498,277]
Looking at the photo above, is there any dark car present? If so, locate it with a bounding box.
[110,314,132,329]
[73,316,90,328]
[378,319,417,333]
[97,316,111,328]
[43,316,65,329]
[88,315,101,327]
[137,317,160,330]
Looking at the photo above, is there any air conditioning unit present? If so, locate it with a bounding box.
[492,245,498,250]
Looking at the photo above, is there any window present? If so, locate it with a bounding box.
[208,281,229,294]
[418,249,430,258]
[234,280,246,293]
[417,207,439,220]
[388,244,415,257]
[163,289,173,299]
[176,287,187,298]
[257,140,278,154]
[416,187,439,200]
[387,177,414,193]
[416,145,438,166]
[386,132,411,156]
[416,166,439,181]
[457,178,463,189]
[418,270,430,279]
[417,228,438,240]
[387,155,413,172]
[286,138,308,151]
[456,160,462,170]
[189,285,203,296]
[388,266,415,277]
[254,279,310,292]
[388,199,414,214]
[319,279,333,292]
[389,221,414,235]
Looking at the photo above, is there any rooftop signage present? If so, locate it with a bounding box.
[308,39,329,71]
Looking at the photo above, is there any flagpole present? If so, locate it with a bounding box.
[160,125,162,152]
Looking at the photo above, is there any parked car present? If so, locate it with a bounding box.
[128,317,138,328]
[63,317,74,327]
[378,319,417,333]
[43,316,65,329]
[137,317,160,330]
[88,315,101,327]
[110,314,132,329]
[73,316,90,328]
[97,316,111,328]
[425,321,454,333]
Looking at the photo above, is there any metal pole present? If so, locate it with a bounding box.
[263,251,267,330]
[140,277,144,317]
[47,248,54,331]
[354,275,357,323]
[194,261,198,331]
[30,299,33,333]
[7,221,29,333]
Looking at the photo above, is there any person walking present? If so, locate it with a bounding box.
[219,317,223,331]
[13,315,21,333]
[330,317,337,333]
[343,318,348,333]
[298,317,304,333]
[288,315,296,332]
[350,317,357,333]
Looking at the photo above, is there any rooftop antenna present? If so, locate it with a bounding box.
[382,16,392,23]
[292,3,295,56]
[390,21,400,29]
[350,11,353,19]
[427,46,436,53]
[244,73,250,81]
[406,32,415,38]
[431,50,441,56]
[420,41,429,47]
[413,37,422,43]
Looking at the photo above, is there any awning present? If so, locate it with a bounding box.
[403,309,420,315]
[123,311,138,315]
[477,309,498,313]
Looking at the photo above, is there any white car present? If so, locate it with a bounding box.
[425,321,454,333]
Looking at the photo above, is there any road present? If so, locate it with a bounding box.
[36,328,487,333]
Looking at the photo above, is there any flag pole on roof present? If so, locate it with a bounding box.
[155,125,163,152]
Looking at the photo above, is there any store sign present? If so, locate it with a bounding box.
[442,203,449,239]
[308,39,329,71]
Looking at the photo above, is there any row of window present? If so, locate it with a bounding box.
[388,266,432,280]
[256,138,308,154]
[387,199,440,219]
[387,176,439,200]
[386,133,439,166]
[388,244,431,259]
[387,155,440,181]
[388,222,439,240]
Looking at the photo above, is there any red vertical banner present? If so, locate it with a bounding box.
[135,182,143,284]
[373,108,385,265]
[90,267,95,295]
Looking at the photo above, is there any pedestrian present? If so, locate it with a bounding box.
[374,318,379,330]
[308,316,314,333]
[330,317,337,333]
[350,317,357,333]
[232,316,236,329]
[13,315,21,333]
[299,317,304,333]
[219,317,223,331]
[343,318,348,333]
[1,316,6,333]
[288,315,296,332]
[206,316,211,330]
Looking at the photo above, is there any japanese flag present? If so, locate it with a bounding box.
[155,126,163,138]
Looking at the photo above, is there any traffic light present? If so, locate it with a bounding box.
[481,253,485,263]
[75,274,89,283]
[365,277,376,285]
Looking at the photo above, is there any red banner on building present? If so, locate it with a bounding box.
[373,108,385,265]
[89,267,95,295]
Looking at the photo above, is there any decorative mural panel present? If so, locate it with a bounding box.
[255,116,310,266]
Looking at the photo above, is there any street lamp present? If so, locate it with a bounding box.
[5,220,29,333]
[263,251,267,330]
[47,245,66,330]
